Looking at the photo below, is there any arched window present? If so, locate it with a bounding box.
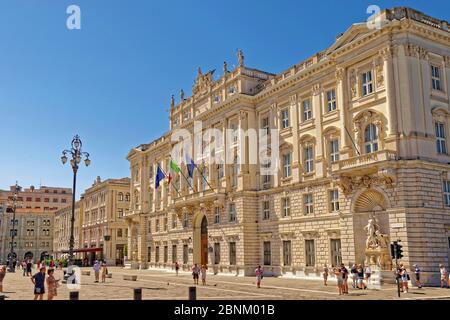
[118,192,124,201]
[364,124,379,154]
[125,193,130,202]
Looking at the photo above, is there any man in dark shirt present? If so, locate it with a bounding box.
[31,266,46,300]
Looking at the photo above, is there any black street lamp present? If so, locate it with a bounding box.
[61,135,90,266]
[8,182,21,272]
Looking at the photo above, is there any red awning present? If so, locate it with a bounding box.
[58,247,103,254]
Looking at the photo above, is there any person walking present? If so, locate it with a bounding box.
[334,267,343,295]
[341,263,349,294]
[255,265,264,288]
[31,266,46,300]
[364,265,372,286]
[175,261,179,276]
[0,266,6,293]
[22,260,27,276]
[413,264,422,288]
[26,260,33,277]
[400,267,409,293]
[322,264,329,286]
[350,264,358,288]
[192,264,200,285]
[201,264,207,286]
[101,263,108,283]
[46,269,59,300]
[357,264,366,289]
[50,259,55,268]
[93,260,101,283]
[439,264,448,288]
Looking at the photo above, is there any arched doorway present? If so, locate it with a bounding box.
[193,214,208,265]
[40,251,49,261]
[351,188,390,264]
[24,252,33,260]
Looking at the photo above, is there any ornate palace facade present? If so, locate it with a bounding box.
[126,7,450,284]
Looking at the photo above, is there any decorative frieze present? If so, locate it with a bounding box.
[334,174,395,195]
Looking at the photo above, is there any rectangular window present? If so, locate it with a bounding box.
[214,207,220,224]
[362,71,373,96]
[117,229,123,237]
[282,197,290,217]
[262,201,270,220]
[183,244,188,264]
[443,180,450,207]
[263,241,271,265]
[261,117,270,135]
[304,193,314,215]
[118,209,124,218]
[155,219,160,232]
[303,100,312,121]
[283,153,292,178]
[281,109,290,129]
[326,89,336,112]
[214,243,220,264]
[155,246,160,263]
[172,245,177,263]
[304,146,314,173]
[436,122,447,154]
[217,164,224,180]
[171,214,177,229]
[229,203,236,222]
[183,213,189,228]
[305,240,315,267]
[330,189,340,212]
[283,240,292,266]
[164,217,168,232]
[164,246,168,263]
[148,247,151,262]
[330,139,339,162]
[330,239,342,267]
[431,65,442,91]
[229,242,236,265]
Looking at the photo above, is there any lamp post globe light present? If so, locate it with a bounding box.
[7,182,21,272]
[61,135,90,267]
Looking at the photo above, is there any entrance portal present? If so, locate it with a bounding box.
[201,216,208,266]
[193,214,208,265]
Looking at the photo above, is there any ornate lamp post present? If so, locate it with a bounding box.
[61,135,90,266]
[8,182,21,272]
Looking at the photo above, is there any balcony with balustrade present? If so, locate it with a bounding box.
[331,150,397,174]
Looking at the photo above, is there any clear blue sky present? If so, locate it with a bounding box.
[0,0,448,197]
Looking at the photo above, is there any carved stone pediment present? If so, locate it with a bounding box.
[279,232,295,240]
[325,228,341,238]
[300,230,319,239]
[335,173,395,195]
[192,68,215,96]
[260,232,273,241]
[226,234,240,241]
[210,236,223,242]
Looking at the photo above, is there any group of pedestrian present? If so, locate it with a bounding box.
[191,263,208,285]
[30,266,60,300]
[93,260,108,283]
[322,263,371,295]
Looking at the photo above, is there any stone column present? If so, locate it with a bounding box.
[290,94,300,182]
[270,103,279,188]
[335,67,351,157]
[380,47,397,138]
[312,84,324,178]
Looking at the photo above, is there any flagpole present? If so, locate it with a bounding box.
[159,166,182,197]
[198,163,214,191]
[170,156,195,193]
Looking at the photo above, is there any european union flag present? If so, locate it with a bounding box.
[185,154,197,178]
[155,166,165,189]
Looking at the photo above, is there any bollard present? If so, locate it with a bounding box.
[133,288,142,300]
[69,291,79,300]
[188,286,196,300]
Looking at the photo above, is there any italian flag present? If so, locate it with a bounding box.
[168,159,181,184]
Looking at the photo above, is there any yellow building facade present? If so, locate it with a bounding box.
[126,7,450,284]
